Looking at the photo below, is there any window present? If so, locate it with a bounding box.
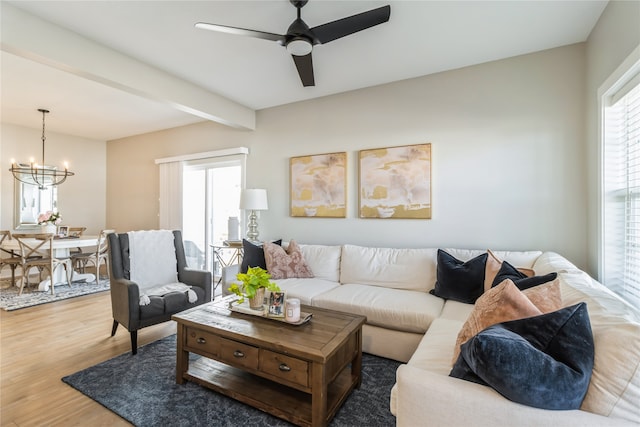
[602,70,640,306]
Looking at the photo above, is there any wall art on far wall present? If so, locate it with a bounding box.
[359,143,431,219]
[290,152,346,218]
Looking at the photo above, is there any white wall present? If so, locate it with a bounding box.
[108,44,589,269]
[585,0,640,278]
[255,44,587,265]
[1,123,107,234]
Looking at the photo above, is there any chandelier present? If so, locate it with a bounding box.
[9,109,74,189]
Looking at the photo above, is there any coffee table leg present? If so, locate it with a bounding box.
[175,324,188,384]
[311,362,327,427]
[354,329,363,388]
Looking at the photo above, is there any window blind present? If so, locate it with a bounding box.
[603,81,640,306]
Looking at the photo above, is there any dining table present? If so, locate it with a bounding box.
[1,235,100,291]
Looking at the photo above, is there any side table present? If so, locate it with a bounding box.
[211,241,243,292]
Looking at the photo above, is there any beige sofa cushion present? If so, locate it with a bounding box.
[439,299,475,322]
[559,275,640,422]
[445,248,541,268]
[533,251,580,275]
[340,244,438,291]
[312,283,444,334]
[298,244,342,282]
[272,278,340,306]
[408,317,465,374]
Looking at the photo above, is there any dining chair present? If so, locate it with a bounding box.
[67,227,87,237]
[71,229,115,282]
[0,230,22,287]
[67,226,87,256]
[13,233,73,295]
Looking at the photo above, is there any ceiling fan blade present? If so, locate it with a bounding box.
[310,5,390,44]
[292,53,315,87]
[195,22,285,43]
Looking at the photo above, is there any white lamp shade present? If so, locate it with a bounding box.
[239,189,268,210]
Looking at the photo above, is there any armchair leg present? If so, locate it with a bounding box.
[111,320,119,336]
[130,331,138,355]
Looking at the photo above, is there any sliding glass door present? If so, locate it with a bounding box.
[182,159,242,273]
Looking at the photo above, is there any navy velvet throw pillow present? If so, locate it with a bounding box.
[491,260,557,290]
[239,239,282,274]
[430,249,488,304]
[450,303,594,410]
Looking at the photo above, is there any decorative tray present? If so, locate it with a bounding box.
[227,299,312,326]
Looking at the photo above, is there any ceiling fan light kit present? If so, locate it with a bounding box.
[196,0,390,87]
[286,38,313,56]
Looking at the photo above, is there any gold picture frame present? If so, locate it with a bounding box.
[290,152,346,218]
[359,143,431,219]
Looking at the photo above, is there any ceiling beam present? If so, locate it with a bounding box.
[0,3,255,130]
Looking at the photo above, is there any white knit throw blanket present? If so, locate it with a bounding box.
[128,230,196,305]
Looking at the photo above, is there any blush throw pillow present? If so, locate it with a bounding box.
[484,249,535,292]
[450,303,594,410]
[240,239,282,274]
[522,278,562,313]
[263,240,314,280]
[452,279,542,364]
[491,260,557,290]
[430,249,488,304]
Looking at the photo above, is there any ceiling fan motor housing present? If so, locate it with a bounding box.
[285,18,315,56]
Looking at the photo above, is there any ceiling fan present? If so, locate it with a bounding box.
[195,0,391,87]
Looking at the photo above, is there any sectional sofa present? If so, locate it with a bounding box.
[222,243,640,426]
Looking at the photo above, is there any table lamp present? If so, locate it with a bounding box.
[239,189,268,243]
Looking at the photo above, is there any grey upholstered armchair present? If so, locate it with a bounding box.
[108,230,212,354]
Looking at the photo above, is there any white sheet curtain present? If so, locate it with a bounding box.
[158,161,183,231]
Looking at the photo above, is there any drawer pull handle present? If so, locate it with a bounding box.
[233,350,245,358]
[196,337,206,344]
[279,363,291,372]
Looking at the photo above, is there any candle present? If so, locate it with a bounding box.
[285,298,300,323]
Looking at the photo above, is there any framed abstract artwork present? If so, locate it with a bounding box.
[290,152,347,217]
[359,143,431,219]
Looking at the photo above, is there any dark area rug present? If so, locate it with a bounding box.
[62,334,401,427]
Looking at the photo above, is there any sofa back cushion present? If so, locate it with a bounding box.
[447,248,541,269]
[559,273,640,422]
[340,244,437,291]
[532,251,580,275]
[298,244,342,282]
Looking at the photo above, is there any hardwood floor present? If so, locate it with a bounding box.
[1,291,176,426]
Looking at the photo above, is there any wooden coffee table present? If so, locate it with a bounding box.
[172,297,366,427]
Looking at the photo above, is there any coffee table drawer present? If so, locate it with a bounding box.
[219,337,259,370]
[185,327,220,356]
[259,350,309,388]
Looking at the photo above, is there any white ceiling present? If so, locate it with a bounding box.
[1,0,608,141]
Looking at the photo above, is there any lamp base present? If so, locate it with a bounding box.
[246,210,260,243]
